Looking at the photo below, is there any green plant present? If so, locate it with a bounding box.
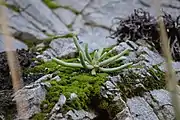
[52,36,133,75]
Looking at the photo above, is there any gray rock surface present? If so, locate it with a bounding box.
[36,37,77,61]
[127,97,159,120]
[1,0,180,120]
[1,0,180,53]
[12,83,46,119]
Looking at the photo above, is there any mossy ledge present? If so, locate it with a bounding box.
[29,48,166,119]
[29,58,109,119]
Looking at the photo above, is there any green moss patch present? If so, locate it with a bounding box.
[29,59,108,119]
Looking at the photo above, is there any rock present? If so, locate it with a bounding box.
[77,26,117,53]
[0,115,5,120]
[113,107,133,120]
[55,0,90,11]
[105,81,116,89]
[143,89,176,120]
[38,37,77,61]
[53,8,76,25]
[83,0,180,29]
[50,94,66,115]
[127,96,159,120]
[52,75,61,82]
[114,42,133,53]
[65,109,96,120]
[35,74,53,83]
[150,89,172,106]
[69,93,78,100]
[12,0,68,34]
[109,75,121,86]
[137,46,164,66]
[49,38,77,58]
[12,83,46,119]
[7,8,47,39]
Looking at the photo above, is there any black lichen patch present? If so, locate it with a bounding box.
[0,49,39,90]
[110,8,180,61]
[0,90,16,120]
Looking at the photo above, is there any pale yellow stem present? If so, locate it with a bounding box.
[0,1,28,119]
[153,0,180,119]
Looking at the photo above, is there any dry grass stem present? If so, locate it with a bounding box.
[0,1,28,119]
[153,0,180,119]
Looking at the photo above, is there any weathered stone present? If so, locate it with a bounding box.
[105,81,116,89]
[55,0,90,11]
[114,42,133,54]
[49,38,77,58]
[77,26,117,52]
[69,93,78,100]
[12,0,68,33]
[35,74,53,83]
[65,109,96,120]
[52,75,61,82]
[127,97,159,120]
[83,0,180,29]
[12,83,46,119]
[50,94,66,115]
[54,8,76,25]
[113,107,133,120]
[37,37,78,61]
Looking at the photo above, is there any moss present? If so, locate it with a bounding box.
[42,0,60,9]
[117,66,165,101]
[67,24,73,29]
[42,0,80,15]
[43,72,108,113]
[29,58,109,119]
[31,113,47,120]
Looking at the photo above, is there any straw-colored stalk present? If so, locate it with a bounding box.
[0,1,28,119]
[153,0,180,119]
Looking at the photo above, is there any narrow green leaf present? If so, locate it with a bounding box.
[99,52,108,61]
[97,48,104,59]
[99,49,130,66]
[79,51,93,69]
[85,43,92,63]
[92,50,99,65]
[73,36,83,52]
[99,62,133,72]
[52,58,83,68]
